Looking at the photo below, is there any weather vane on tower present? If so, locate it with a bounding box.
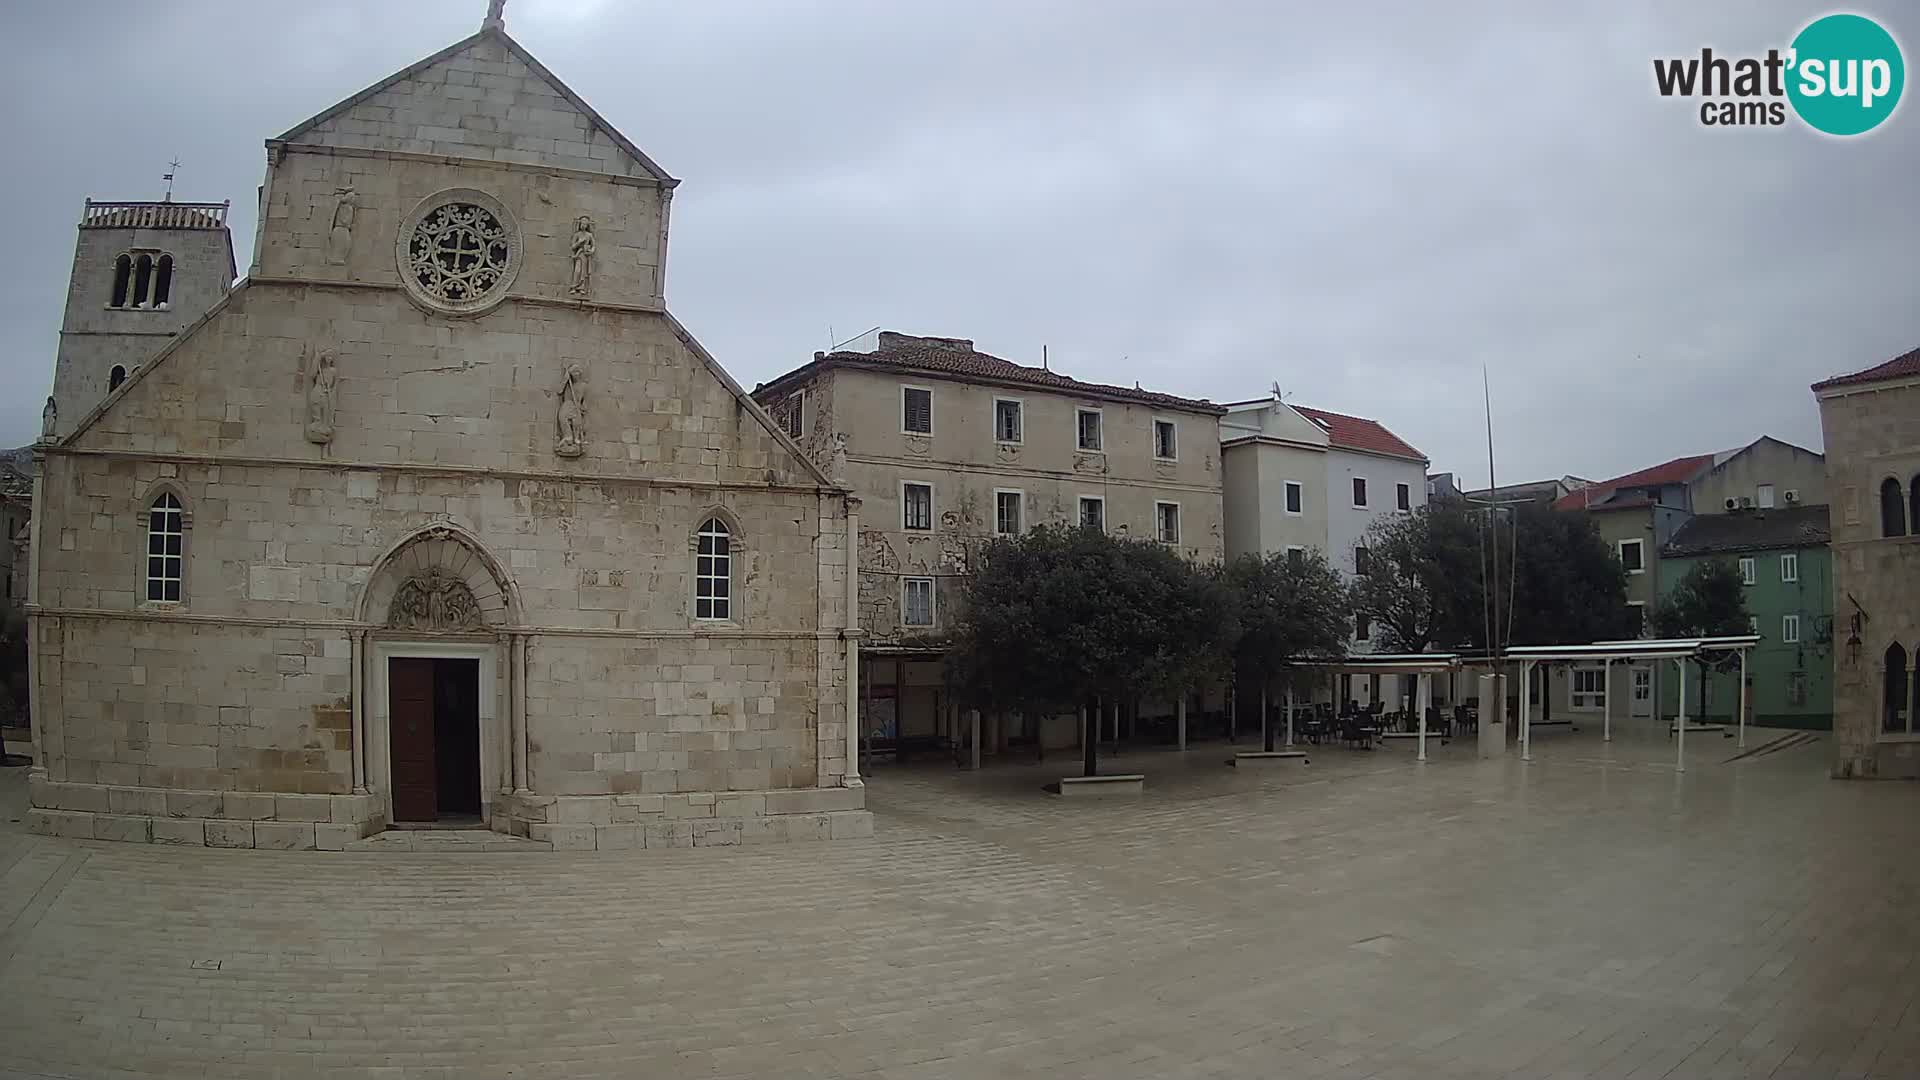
[483,0,506,31]
[162,158,182,201]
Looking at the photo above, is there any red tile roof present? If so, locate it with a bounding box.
[1551,454,1715,511]
[756,333,1225,413]
[1287,405,1427,462]
[1812,344,1920,390]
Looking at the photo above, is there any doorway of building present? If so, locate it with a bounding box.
[1631,666,1653,718]
[387,657,482,824]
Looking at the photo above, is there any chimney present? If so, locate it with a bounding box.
[877,331,972,353]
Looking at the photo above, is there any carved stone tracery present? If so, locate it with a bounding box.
[387,569,485,633]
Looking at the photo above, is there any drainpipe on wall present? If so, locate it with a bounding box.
[844,493,862,787]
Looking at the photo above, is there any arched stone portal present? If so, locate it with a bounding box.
[352,523,527,828]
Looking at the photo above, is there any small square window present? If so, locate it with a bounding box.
[994,399,1023,443]
[902,387,932,435]
[1780,553,1799,583]
[1352,477,1368,507]
[902,482,933,531]
[902,577,935,628]
[1153,419,1177,460]
[1286,546,1305,569]
[995,490,1023,536]
[1782,614,1801,643]
[1078,496,1105,532]
[1156,502,1181,544]
[1284,481,1303,515]
[1738,557,1756,585]
[1396,483,1411,511]
[1619,540,1644,573]
[1076,409,1103,452]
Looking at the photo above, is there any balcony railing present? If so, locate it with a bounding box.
[80,199,230,230]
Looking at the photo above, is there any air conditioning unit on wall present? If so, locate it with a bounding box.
[1784,489,1799,503]
[1724,498,1738,510]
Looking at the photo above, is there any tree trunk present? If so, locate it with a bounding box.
[1082,703,1097,777]
[1262,682,1276,752]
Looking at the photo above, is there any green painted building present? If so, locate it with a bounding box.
[1657,505,1832,729]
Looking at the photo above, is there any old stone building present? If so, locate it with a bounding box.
[1813,344,1920,778]
[26,10,867,848]
[754,332,1225,753]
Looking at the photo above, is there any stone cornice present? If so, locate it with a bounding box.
[27,606,838,640]
[42,447,832,497]
[266,139,676,193]
[246,274,667,316]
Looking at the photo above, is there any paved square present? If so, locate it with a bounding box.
[3,727,1918,1079]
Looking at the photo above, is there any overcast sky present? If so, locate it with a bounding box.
[2,1,1914,483]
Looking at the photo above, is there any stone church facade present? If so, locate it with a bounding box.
[1813,345,1920,778]
[27,14,867,849]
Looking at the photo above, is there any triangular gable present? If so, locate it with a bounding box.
[56,284,246,449]
[666,312,838,490]
[272,28,675,184]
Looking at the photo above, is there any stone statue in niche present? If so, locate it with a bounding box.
[40,396,56,440]
[828,432,849,484]
[568,216,595,296]
[304,347,338,445]
[555,363,588,457]
[388,569,484,633]
[326,188,357,266]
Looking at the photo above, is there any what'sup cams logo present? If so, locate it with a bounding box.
[1654,13,1904,134]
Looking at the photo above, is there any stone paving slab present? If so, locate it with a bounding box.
[344,828,555,853]
[2,727,1918,1078]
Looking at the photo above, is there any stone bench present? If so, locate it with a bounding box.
[1228,751,1309,767]
[1054,774,1145,797]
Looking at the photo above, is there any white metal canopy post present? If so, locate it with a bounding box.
[1603,657,1613,743]
[1416,671,1430,762]
[1285,683,1295,748]
[1737,650,1748,749]
[1675,657,1688,773]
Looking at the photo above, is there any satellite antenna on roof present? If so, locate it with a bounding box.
[1270,380,1284,401]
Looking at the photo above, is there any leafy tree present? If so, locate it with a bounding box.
[1652,558,1751,713]
[948,526,1237,776]
[1352,508,1447,652]
[1226,549,1349,750]
[1506,504,1639,646]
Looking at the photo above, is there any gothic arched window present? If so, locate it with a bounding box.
[146,492,184,602]
[109,365,127,391]
[153,254,174,308]
[1888,642,1911,734]
[131,254,154,309]
[110,254,132,308]
[694,517,732,621]
[1881,477,1907,538]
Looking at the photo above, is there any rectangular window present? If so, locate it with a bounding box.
[1153,419,1177,460]
[1571,667,1607,710]
[993,398,1023,443]
[901,386,933,435]
[1627,600,1646,635]
[1284,481,1303,515]
[1286,546,1305,569]
[995,490,1023,536]
[1780,552,1799,583]
[1354,546,1370,576]
[1156,502,1181,544]
[1782,614,1801,643]
[902,577,935,628]
[1352,477,1368,507]
[902,482,933,531]
[781,391,805,439]
[1078,496,1105,532]
[1396,482,1411,511]
[1076,408,1103,452]
[147,496,184,603]
[1757,483,1776,508]
[1619,539,1644,574]
[1787,670,1809,706]
[1738,557,1756,585]
[1354,612,1370,641]
[1749,614,1760,635]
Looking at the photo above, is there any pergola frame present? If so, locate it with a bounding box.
[1286,653,1462,762]
[1505,635,1762,771]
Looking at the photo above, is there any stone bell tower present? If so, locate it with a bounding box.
[46,197,236,437]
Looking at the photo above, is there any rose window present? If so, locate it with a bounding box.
[407,203,512,304]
